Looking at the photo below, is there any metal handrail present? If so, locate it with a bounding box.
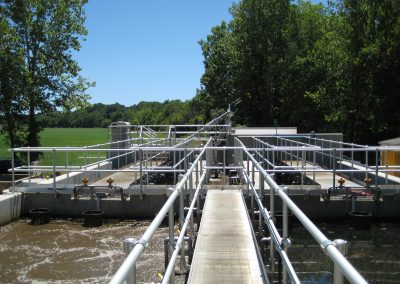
[109,139,210,284]
[242,171,301,284]
[239,140,368,284]
[161,170,206,284]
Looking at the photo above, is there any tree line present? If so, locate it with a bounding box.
[196,0,400,145]
[38,100,204,128]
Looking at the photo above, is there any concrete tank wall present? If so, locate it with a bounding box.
[0,192,22,225]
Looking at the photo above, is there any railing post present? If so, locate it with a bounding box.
[173,150,177,184]
[282,187,289,284]
[385,148,388,184]
[139,149,143,197]
[301,150,305,186]
[333,239,349,284]
[168,188,176,284]
[365,148,369,179]
[223,147,226,186]
[123,238,138,284]
[247,154,250,195]
[332,148,336,190]
[27,149,31,184]
[178,175,186,270]
[258,173,264,238]
[375,148,379,188]
[66,151,70,183]
[270,178,275,272]
[351,144,354,180]
[259,153,265,239]
[53,148,56,195]
[11,149,15,192]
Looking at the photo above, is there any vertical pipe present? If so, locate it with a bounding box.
[301,150,304,186]
[200,152,203,177]
[146,151,149,185]
[330,141,333,168]
[184,149,188,196]
[223,147,226,186]
[365,149,369,179]
[66,151,70,183]
[123,238,137,284]
[333,239,348,284]
[195,163,199,189]
[259,170,264,238]
[139,149,143,196]
[27,150,31,184]
[168,189,176,284]
[351,144,354,180]
[332,149,336,190]
[179,178,186,270]
[53,148,56,194]
[270,173,275,272]
[11,149,15,192]
[385,149,388,184]
[173,150,177,184]
[284,139,287,162]
[247,155,250,195]
[188,163,195,235]
[283,195,288,284]
[313,147,316,182]
[339,142,343,170]
[252,159,255,189]
[196,183,201,231]
[375,148,379,188]
[290,141,293,166]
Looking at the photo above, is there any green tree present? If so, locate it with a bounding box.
[198,21,238,121]
[0,0,93,156]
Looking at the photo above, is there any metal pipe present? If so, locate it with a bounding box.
[242,172,300,284]
[162,171,206,284]
[109,143,209,284]
[333,239,348,284]
[238,140,368,284]
[282,189,289,284]
[53,149,56,194]
[11,149,15,192]
[168,188,175,284]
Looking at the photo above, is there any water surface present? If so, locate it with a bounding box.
[0,219,169,283]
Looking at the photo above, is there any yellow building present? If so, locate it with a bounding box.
[379,137,400,177]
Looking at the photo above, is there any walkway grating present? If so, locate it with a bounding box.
[188,189,264,284]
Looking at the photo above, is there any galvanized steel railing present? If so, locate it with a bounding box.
[236,137,368,284]
[109,138,211,284]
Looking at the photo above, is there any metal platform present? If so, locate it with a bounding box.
[188,189,265,284]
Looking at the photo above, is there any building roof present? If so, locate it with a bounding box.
[379,137,400,146]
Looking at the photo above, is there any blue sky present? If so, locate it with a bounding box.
[75,1,325,106]
[75,1,238,106]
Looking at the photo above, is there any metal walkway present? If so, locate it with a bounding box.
[188,189,264,284]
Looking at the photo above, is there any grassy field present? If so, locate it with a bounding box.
[0,128,109,166]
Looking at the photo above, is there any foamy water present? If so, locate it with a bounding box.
[0,219,170,283]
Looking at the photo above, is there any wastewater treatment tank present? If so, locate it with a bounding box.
[0,219,171,283]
